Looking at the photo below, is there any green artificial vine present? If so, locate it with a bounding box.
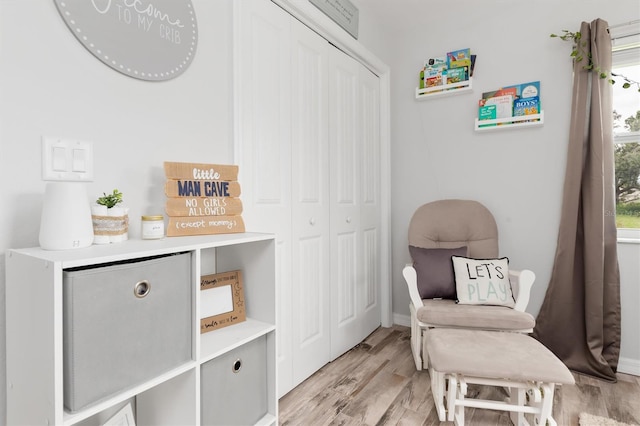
[551,30,640,92]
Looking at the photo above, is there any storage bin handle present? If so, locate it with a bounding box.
[134,280,151,298]
[232,358,242,373]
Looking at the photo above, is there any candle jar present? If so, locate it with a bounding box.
[141,215,165,239]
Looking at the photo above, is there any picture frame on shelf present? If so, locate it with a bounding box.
[200,270,247,333]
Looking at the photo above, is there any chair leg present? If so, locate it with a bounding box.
[409,303,424,370]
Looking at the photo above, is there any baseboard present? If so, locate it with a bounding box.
[393,313,411,327]
[618,356,640,376]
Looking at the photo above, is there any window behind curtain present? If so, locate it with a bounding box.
[611,22,640,231]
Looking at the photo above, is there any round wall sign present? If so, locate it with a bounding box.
[54,0,198,81]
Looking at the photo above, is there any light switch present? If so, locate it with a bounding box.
[72,148,86,172]
[52,146,67,171]
[42,137,94,181]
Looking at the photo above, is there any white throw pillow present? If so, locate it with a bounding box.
[452,256,515,307]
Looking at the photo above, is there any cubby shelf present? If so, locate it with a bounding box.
[474,111,544,132]
[6,233,277,426]
[415,78,473,100]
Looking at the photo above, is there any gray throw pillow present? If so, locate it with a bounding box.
[409,246,468,299]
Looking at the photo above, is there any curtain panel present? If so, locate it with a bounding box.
[533,19,621,382]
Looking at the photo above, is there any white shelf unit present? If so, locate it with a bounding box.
[6,233,277,426]
[474,111,544,131]
[415,78,473,100]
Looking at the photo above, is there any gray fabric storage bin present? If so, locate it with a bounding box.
[63,252,192,412]
[201,335,268,425]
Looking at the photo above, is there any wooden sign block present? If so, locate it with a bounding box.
[200,270,246,334]
[164,180,241,198]
[167,215,245,236]
[164,161,239,181]
[165,197,243,217]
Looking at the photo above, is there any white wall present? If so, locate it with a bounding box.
[0,0,234,421]
[619,240,640,374]
[354,0,640,373]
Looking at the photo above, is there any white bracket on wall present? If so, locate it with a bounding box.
[415,78,473,100]
[42,136,94,181]
[474,111,544,132]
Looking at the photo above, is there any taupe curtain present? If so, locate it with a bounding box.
[533,19,621,382]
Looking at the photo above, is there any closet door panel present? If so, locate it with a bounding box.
[235,0,294,397]
[290,18,331,388]
[329,48,382,360]
[329,47,362,360]
[358,65,382,336]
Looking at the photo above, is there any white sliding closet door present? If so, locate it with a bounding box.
[235,0,295,395]
[358,62,382,342]
[329,48,381,360]
[236,0,382,398]
[290,18,331,387]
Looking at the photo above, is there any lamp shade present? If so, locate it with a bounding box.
[39,182,94,250]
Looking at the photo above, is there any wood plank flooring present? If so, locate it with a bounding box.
[279,325,640,426]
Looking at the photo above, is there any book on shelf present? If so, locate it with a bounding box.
[447,48,471,69]
[425,57,447,72]
[426,74,443,88]
[421,57,446,89]
[514,96,541,121]
[444,66,469,84]
[480,87,517,103]
[504,81,540,100]
[483,95,514,124]
[477,81,542,124]
[418,50,476,94]
[478,104,497,127]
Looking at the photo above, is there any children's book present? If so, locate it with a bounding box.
[447,48,471,69]
[424,57,447,72]
[422,57,447,88]
[426,75,443,87]
[478,104,497,127]
[444,66,469,84]
[484,95,514,122]
[514,96,540,116]
[481,87,517,103]
[504,81,540,100]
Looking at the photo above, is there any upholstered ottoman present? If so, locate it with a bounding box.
[425,328,575,426]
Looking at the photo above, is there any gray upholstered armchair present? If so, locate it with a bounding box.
[402,200,536,370]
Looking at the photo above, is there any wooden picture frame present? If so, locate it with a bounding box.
[200,270,246,333]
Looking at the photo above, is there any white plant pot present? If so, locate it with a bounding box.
[91,204,129,244]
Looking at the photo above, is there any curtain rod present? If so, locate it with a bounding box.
[608,19,640,41]
[609,19,640,30]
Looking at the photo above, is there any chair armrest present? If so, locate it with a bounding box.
[402,264,424,311]
[509,269,535,312]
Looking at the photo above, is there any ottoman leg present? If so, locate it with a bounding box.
[453,375,468,426]
[509,387,527,426]
[446,374,457,421]
[533,383,557,426]
[429,368,446,421]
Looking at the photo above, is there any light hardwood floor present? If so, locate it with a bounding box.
[279,325,640,426]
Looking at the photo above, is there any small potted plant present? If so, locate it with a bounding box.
[91,189,129,244]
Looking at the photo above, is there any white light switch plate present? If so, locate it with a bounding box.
[42,137,94,181]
